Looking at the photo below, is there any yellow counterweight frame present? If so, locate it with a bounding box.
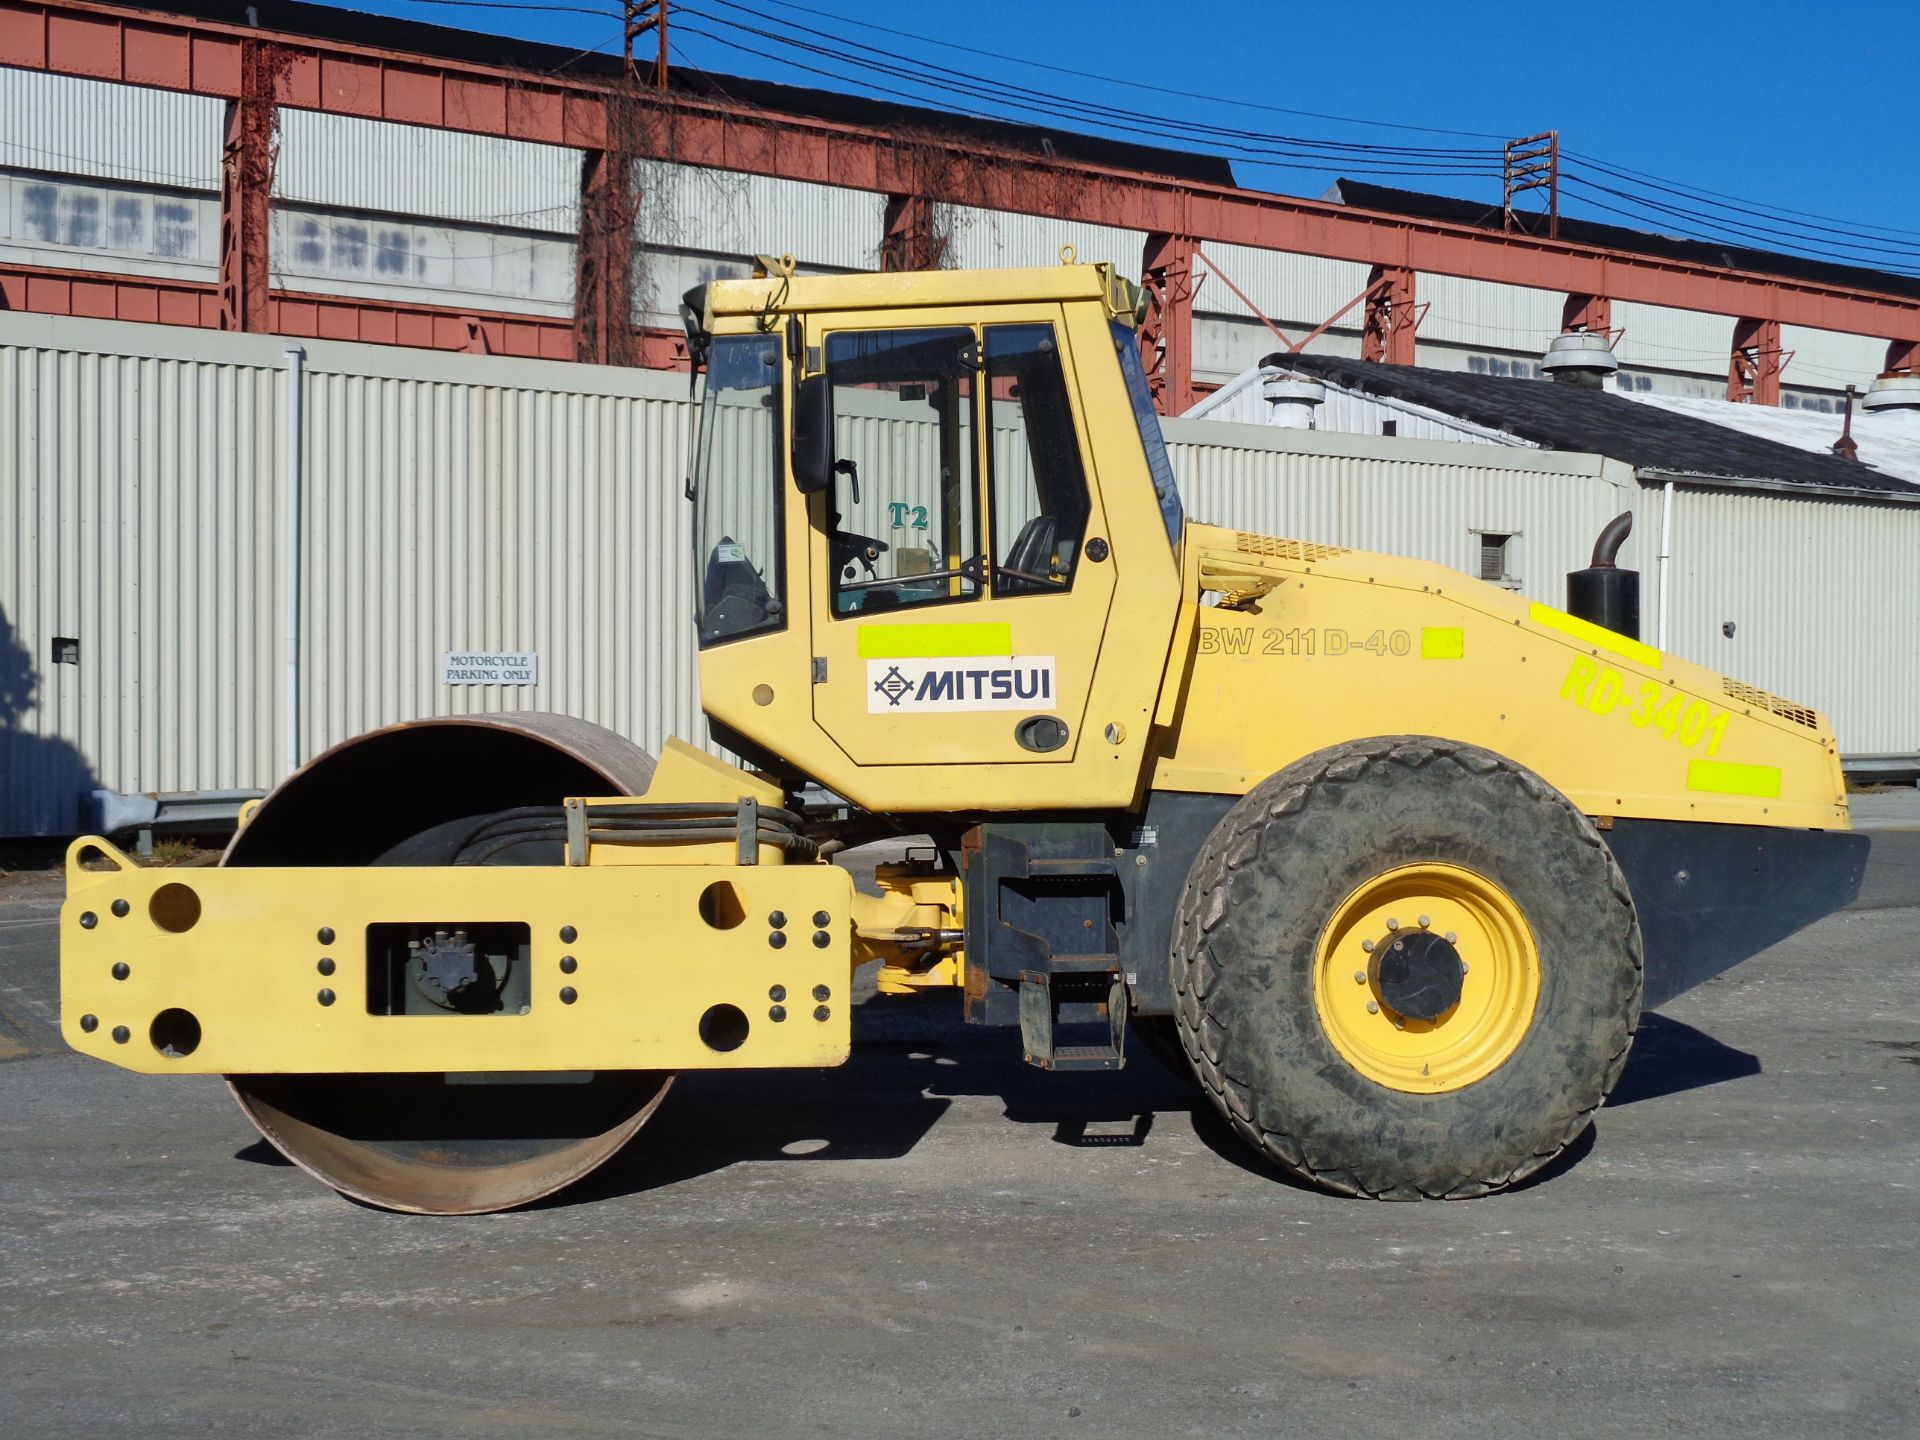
[61,840,857,1076]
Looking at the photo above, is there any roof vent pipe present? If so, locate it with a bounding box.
[1261,371,1325,429]
[1541,329,1620,390]
[1861,372,1920,413]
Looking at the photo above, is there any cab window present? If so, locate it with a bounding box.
[986,324,1089,595]
[825,327,980,616]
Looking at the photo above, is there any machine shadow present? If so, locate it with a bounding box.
[561,1005,1763,1207]
[551,990,1207,1208]
[1606,1012,1761,1107]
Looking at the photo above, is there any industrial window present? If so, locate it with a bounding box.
[1478,533,1515,587]
[824,327,980,616]
[986,324,1090,596]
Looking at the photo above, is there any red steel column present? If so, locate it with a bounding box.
[1140,231,1196,414]
[1886,339,1920,375]
[881,194,938,271]
[1728,317,1784,404]
[574,144,636,365]
[217,41,283,333]
[1562,293,1613,336]
[1362,265,1417,365]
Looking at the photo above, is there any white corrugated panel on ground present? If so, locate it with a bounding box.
[0,313,705,837]
[1629,483,1920,757]
[944,206,1144,275]
[639,162,883,273]
[0,70,220,191]
[276,111,581,233]
[1163,417,1631,601]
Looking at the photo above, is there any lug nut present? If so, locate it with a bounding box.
[112,1025,130,1044]
[811,930,831,949]
[79,1014,98,1033]
[1386,918,1400,932]
[769,1005,787,1022]
[1445,931,1458,944]
[769,932,787,949]
[1361,939,1375,953]
[812,911,831,928]
[1366,1001,1380,1015]
[79,912,97,930]
[559,925,578,944]
[1353,970,1366,984]
[768,910,787,930]
[1418,915,1430,928]
[813,1005,831,1022]
[813,984,831,1002]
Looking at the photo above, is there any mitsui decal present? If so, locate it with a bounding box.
[867,657,1057,713]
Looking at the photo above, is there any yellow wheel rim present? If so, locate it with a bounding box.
[1313,863,1540,1094]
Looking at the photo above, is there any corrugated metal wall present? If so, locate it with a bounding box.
[1165,417,1630,597]
[0,70,220,191]
[276,111,581,233]
[1629,483,1920,756]
[4,314,1913,835]
[1,314,705,836]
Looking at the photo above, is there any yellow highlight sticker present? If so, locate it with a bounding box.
[1420,627,1466,660]
[1687,759,1782,798]
[857,622,1014,660]
[1528,602,1662,671]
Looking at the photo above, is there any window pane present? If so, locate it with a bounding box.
[986,324,1090,597]
[826,328,979,616]
[692,336,784,647]
[1110,321,1184,548]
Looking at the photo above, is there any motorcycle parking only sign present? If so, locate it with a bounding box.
[442,651,539,685]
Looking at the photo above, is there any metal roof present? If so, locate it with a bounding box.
[1627,392,1920,489]
[1276,352,1920,497]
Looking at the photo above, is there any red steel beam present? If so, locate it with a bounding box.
[5,0,1919,346]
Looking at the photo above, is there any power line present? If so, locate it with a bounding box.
[686,1,1496,161]
[675,15,1503,181]
[700,0,1509,142]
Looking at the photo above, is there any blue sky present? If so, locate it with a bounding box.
[352,0,1920,274]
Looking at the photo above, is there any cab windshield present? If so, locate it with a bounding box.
[1112,320,1185,551]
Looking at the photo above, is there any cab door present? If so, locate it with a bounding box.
[808,305,1117,769]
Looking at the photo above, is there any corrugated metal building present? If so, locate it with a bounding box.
[6,310,1662,837]
[1,60,1898,407]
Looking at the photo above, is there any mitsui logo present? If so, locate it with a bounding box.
[866,657,1057,714]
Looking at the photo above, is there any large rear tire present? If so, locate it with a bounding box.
[1170,736,1642,1199]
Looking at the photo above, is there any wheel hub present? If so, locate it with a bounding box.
[1313,862,1542,1094]
[1370,929,1465,1022]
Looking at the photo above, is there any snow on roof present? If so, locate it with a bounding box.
[1626,391,1920,488]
